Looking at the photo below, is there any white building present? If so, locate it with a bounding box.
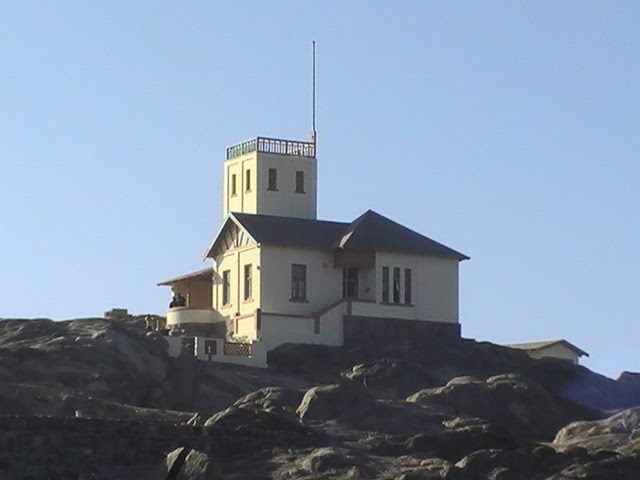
[159,136,469,366]
[507,339,589,365]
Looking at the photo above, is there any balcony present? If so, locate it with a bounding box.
[166,307,217,326]
[226,136,316,160]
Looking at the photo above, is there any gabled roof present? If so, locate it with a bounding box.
[204,210,469,261]
[334,210,469,260]
[507,339,589,357]
[205,213,348,258]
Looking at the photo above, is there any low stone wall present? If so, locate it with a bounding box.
[0,416,201,478]
[343,315,461,347]
[0,415,316,478]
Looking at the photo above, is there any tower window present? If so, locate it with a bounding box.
[231,174,237,196]
[245,169,251,192]
[268,168,278,191]
[295,171,305,193]
[291,264,307,301]
[222,270,231,306]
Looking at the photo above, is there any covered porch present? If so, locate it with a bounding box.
[157,267,225,335]
[334,249,377,302]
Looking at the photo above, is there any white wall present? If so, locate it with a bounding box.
[259,305,344,351]
[260,245,342,315]
[256,152,317,219]
[214,246,261,318]
[223,152,258,218]
[166,308,221,326]
[528,344,582,364]
[375,252,460,323]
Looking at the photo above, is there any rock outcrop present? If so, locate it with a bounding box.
[1,316,640,479]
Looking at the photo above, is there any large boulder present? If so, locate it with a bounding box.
[296,382,376,422]
[341,358,438,399]
[164,447,222,480]
[407,373,571,440]
[232,387,303,412]
[0,318,171,408]
[554,407,640,454]
[204,405,307,434]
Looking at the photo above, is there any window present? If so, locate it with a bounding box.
[268,168,278,191]
[245,169,251,191]
[393,267,401,304]
[231,174,237,196]
[342,267,359,299]
[404,268,412,304]
[222,270,231,306]
[295,170,305,193]
[291,264,307,301]
[382,267,389,303]
[244,264,252,300]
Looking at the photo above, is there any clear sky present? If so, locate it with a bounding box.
[1,2,638,378]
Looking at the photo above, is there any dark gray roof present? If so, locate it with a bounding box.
[334,210,469,260]
[231,213,348,250]
[222,210,468,260]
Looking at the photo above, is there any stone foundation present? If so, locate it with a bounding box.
[343,315,461,347]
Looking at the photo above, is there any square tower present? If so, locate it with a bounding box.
[223,137,318,219]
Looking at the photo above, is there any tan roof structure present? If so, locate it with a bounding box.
[507,339,589,357]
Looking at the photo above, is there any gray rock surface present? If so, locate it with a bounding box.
[1,316,640,479]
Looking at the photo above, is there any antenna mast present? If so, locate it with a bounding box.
[311,41,317,146]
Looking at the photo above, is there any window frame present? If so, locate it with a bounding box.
[295,170,305,194]
[404,268,412,305]
[392,267,401,304]
[245,169,251,192]
[382,267,389,303]
[243,264,252,301]
[222,270,231,306]
[230,174,237,196]
[290,264,307,301]
[267,168,278,191]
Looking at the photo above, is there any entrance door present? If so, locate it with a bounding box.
[342,267,359,299]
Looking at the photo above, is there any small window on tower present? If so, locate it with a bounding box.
[295,171,305,193]
[268,168,278,191]
[231,174,237,196]
[245,169,251,192]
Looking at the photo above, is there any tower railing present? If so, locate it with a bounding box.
[226,136,316,160]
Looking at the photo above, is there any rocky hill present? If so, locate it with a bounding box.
[0,315,638,479]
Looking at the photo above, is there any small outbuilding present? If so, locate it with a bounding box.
[507,339,589,364]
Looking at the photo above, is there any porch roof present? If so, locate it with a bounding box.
[157,267,213,286]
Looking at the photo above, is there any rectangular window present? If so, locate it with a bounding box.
[231,174,237,196]
[244,264,252,300]
[382,267,389,303]
[342,267,359,299]
[404,268,412,304]
[245,169,251,191]
[268,168,278,191]
[291,264,307,301]
[222,270,231,306]
[295,170,305,193]
[393,267,401,304]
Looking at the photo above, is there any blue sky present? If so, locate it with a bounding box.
[1,2,638,378]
